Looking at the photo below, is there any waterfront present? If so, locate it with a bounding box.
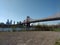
[0,28,35,32]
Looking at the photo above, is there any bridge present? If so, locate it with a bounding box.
[22,13,60,27]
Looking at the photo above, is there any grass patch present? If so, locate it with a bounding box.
[55,39,60,45]
[54,28,60,32]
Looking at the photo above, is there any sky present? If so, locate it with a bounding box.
[0,0,60,24]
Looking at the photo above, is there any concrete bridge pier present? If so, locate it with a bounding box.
[23,23,30,27]
[22,23,30,30]
[23,23,30,30]
[26,23,30,27]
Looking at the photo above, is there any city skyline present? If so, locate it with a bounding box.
[0,0,60,24]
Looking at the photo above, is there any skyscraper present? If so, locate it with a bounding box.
[6,19,10,25]
[14,21,15,25]
[10,20,12,25]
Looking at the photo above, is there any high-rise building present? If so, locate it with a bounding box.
[6,19,10,25]
[14,21,15,25]
[10,20,12,25]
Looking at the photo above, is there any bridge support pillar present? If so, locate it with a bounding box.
[26,23,30,27]
[26,23,30,30]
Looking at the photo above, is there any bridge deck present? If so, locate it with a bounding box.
[29,17,60,23]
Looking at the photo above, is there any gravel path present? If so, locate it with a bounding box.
[0,31,60,45]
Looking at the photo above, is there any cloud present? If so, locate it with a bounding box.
[48,12,60,18]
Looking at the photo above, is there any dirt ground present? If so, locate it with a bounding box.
[0,31,60,45]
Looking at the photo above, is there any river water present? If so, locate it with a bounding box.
[0,28,35,32]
